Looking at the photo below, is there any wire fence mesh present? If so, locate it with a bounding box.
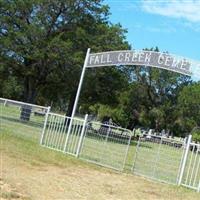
[79,121,131,171]
[0,98,49,141]
[133,134,185,185]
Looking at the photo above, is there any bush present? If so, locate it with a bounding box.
[192,127,200,143]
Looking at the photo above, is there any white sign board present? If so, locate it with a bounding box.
[86,50,193,76]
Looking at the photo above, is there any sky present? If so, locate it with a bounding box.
[104,0,200,61]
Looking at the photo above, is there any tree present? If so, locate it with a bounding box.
[176,82,200,135]
[0,0,129,118]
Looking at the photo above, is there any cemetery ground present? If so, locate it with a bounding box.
[1,131,200,200]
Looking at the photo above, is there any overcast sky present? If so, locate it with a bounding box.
[105,0,200,61]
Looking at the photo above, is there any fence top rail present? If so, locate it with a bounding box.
[49,112,85,122]
[141,134,184,144]
[190,142,200,146]
[0,97,49,110]
[88,120,133,135]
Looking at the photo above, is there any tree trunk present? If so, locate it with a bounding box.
[20,77,36,121]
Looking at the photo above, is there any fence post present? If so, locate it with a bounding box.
[40,106,51,145]
[152,137,162,179]
[178,134,192,185]
[4,99,7,106]
[197,181,200,192]
[76,114,88,157]
[132,136,141,172]
[63,117,73,153]
[122,134,132,171]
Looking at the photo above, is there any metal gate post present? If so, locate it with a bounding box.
[178,134,192,185]
[122,135,131,171]
[197,181,200,192]
[153,137,162,179]
[40,106,51,145]
[63,117,73,153]
[132,136,141,172]
[76,114,88,157]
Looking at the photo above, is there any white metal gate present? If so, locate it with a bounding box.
[181,142,200,191]
[41,114,132,171]
[133,135,185,185]
[80,121,131,171]
[133,134,200,192]
[40,113,87,156]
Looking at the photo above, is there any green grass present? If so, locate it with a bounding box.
[0,104,44,141]
[133,140,184,184]
[1,104,200,192]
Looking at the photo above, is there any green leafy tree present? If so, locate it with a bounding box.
[176,83,200,135]
[0,0,129,117]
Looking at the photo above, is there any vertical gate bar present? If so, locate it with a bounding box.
[185,144,195,184]
[63,117,74,152]
[61,117,69,149]
[106,125,112,163]
[178,134,192,185]
[100,125,108,164]
[57,117,66,150]
[40,106,51,145]
[79,121,89,156]
[76,114,88,157]
[0,102,2,132]
[57,117,65,149]
[71,120,78,154]
[50,115,59,147]
[193,147,200,188]
[189,145,198,187]
[198,180,200,192]
[54,115,63,149]
[122,134,131,171]
[153,137,162,179]
[3,99,7,106]
[70,120,78,154]
[177,140,186,184]
[46,114,55,147]
[132,136,141,172]
[73,120,82,154]
[48,115,56,147]
[67,119,76,153]
[75,121,83,152]
[45,114,52,146]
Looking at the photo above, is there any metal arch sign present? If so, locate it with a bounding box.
[70,48,200,121]
[86,50,195,76]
